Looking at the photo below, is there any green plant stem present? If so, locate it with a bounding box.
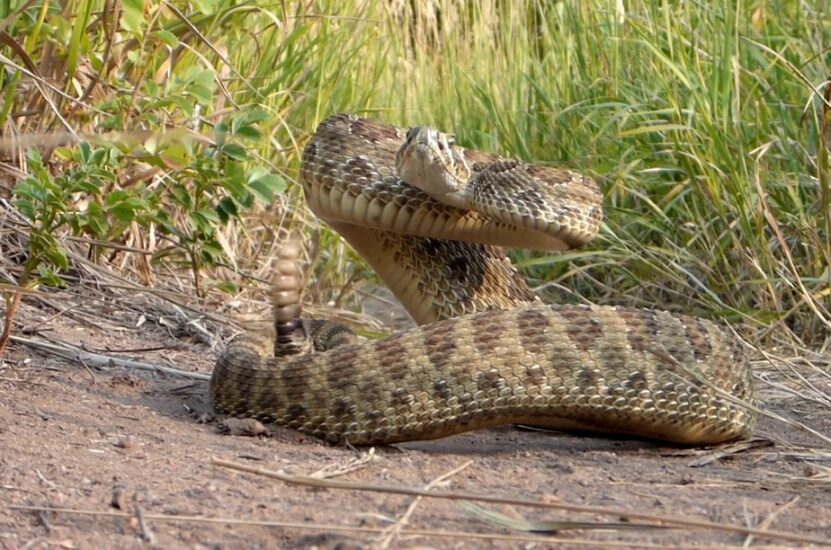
[0,263,34,357]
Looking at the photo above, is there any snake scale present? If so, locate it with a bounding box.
[210,114,756,445]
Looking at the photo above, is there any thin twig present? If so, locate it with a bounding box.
[210,458,824,545]
[10,334,210,381]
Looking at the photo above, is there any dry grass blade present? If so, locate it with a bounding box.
[7,504,691,548]
[375,459,473,548]
[686,439,774,468]
[750,166,831,330]
[310,448,377,479]
[210,458,827,545]
[459,501,669,534]
[742,497,801,548]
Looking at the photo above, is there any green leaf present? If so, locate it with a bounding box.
[89,147,110,167]
[215,121,228,146]
[26,147,44,168]
[221,143,248,161]
[121,0,146,36]
[213,281,239,294]
[216,197,239,222]
[238,109,270,126]
[233,125,261,141]
[200,240,224,260]
[14,196,35,219]
[152,30,179,47]
[191,0,219,15]
[37,264,66,288]
[109,204,137,223]
[618,124,692,138]
[104,190,130,205]
[83,202,108,238]
[159,143,191,169]
[99,116,123,130]
[222,158,245,186]
[168,186,193,209]
[231,109,269,136]
[247,170,286,203]
[79,142,91,163]
[190,210,221,234]
[186,70,215,104]
[107,196,147,223]
[188,84,214,105]
[44,244,69,271]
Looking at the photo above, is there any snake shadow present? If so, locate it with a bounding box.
[394,425,667,455]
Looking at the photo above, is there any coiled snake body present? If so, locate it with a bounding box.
[211,114,756,445]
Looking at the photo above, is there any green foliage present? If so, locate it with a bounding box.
[14,146,115,283]
[12,109,283,293]
[145,110,286,291]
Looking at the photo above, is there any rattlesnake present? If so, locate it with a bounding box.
[210,114,756,445]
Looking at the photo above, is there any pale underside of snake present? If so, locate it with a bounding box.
[210,113,756,446]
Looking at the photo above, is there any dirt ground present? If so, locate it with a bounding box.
[2,300,831,549]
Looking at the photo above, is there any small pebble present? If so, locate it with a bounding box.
[115,435,136,451]
[220,418,268,437]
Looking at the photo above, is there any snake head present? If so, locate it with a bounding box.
[396,126,472,208]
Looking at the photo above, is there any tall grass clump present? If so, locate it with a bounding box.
[367,1,831,347]
[0,1,829,347]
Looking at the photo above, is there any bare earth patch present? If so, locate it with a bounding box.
[1,308,830,549]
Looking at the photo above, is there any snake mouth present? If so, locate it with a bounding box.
[396,126,472,209]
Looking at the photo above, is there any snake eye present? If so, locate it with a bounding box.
[437,133,455,151]
[405,127,418,142]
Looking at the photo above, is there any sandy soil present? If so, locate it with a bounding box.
[1,305,830,549]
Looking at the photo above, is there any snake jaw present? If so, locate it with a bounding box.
[396,126,472,209]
